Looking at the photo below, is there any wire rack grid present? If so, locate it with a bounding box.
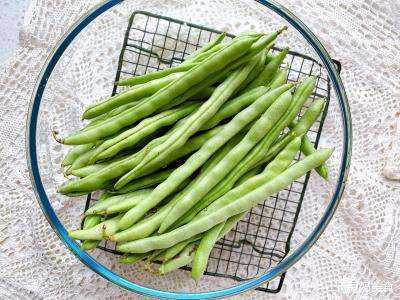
[83,10,340,293]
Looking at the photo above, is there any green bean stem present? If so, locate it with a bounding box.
[69,214,123,241]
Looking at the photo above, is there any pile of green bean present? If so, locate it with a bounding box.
[58,29,332,282]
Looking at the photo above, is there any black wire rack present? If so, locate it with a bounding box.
[84,10,341,293]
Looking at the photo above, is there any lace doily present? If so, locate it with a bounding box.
[0,0,399,298]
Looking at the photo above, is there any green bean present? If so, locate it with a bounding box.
[122,125,224,183]
[268,66,288,89]
[118,253,149,264]
[116,148,333,253]
[80,215,102,250]
[65,147,98,175]
[117,64,195,87]
[84,72,183,119]
[191,221,225,282]
[190,86,215,100]
[80,193,111,250]
[265,53,275,64]
[171,79,316,226]
[187,44,226,64]
[63,37,256,145]
[236,50,267,92]
[110,168,173,195]
[158,243,196,275]
[118,59,258,189]
[111,131,237,242]
[116,84,292,230]
[262,98,325,163]
[107,100,142,118]
[105,189,154,215]
[90,103,200,163]
[167,86,268,135]
[62,143,94,167]
[85,189,152,215]
[69,214,123,240]
[110,192,185,243]
[58,126,221,194]
[201,86,269,131]
[218,213,245,238]
[158,89,292,233]
[158,235,201,263]
[173,165,263,228]
[227,28,284,70]
[245,47,289,91]
[184,33,226,62]
[70,163,109,178]
[71,155,128,178]
[301,135,329,180]
[206,77,316,200]
[198,137,301,217]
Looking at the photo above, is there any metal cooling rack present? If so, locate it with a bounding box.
[84,10,341,293]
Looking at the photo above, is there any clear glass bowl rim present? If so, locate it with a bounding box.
[25,0,352,298]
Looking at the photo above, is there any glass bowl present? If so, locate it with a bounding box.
[26,0,352,298]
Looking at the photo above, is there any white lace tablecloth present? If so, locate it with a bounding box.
[1,0,399,298]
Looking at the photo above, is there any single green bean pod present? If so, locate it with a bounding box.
[84,72,183,119]
[117,64,194,87]
[184,32,226,62]
[191,221,225,282]
[301,135,329,180]
[118,253,149,264]
[268,65,289,89]
[62,143,94,167]
[158,243,196,275]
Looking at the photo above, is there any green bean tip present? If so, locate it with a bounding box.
[51,129,63,144]
[277,25,288,34]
